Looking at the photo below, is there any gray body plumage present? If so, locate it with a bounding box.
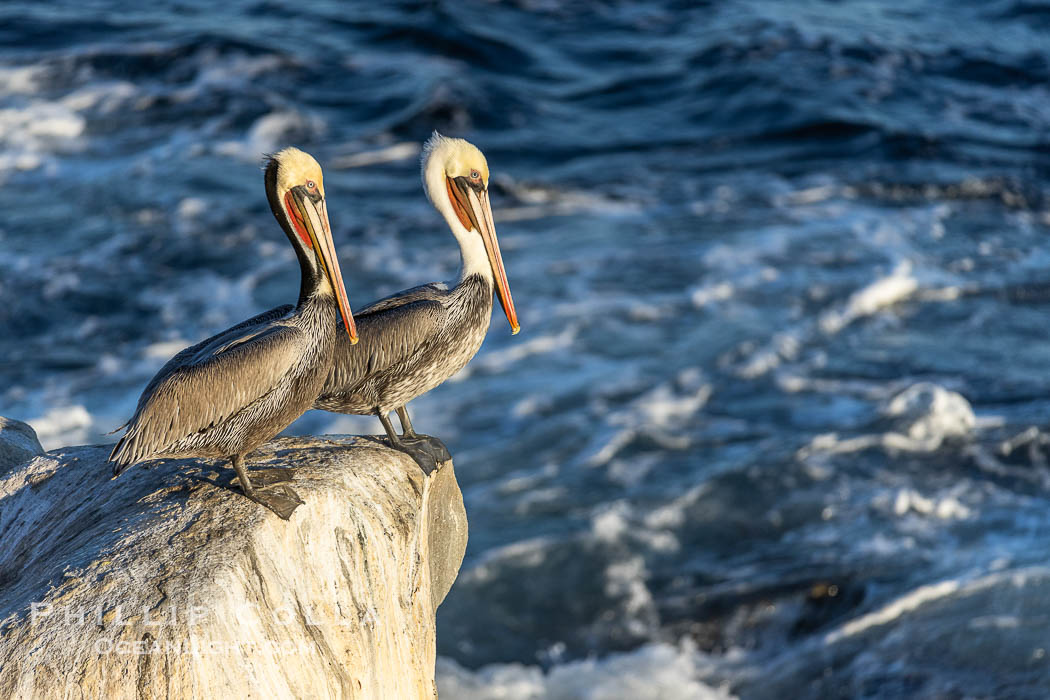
[109,146,355,521]
[110,295,335,473]
[314,273,492,415]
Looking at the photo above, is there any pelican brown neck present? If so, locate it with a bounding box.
[263,150,358,342]
[265,157,321,307]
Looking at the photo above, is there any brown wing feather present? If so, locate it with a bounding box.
[355,283,446,316]
[130,304,295,410]
[110,321,302,471]
[317,297,445,405]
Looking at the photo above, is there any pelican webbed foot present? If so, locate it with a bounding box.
[245,484,304,520]
[378,410,450,476]
[230,455,304,520]
[251,467,297,486]
[401,435,451,464]
[392,440,441,476]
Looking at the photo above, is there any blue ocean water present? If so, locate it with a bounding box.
[3,1,1050,697]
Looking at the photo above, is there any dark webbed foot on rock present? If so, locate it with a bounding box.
[401,435,451,465]
[378,410,450,476]
[243,484,304,520]
[251,467,296,486]
[229,455,303,520]
[391,440,441,476]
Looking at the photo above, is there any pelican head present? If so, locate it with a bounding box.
[265,147,357,344]
[422,132,519,335]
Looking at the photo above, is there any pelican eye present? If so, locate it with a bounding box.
[306,180,317,191]
[469,170,480,180]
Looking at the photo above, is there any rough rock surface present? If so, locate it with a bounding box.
[0,426,467,700]
[0,417,44,471]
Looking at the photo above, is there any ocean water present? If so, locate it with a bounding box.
[3,0,1050,697]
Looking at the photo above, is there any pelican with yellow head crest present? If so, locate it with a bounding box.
[110,147,358,519]
[314,132,519,474]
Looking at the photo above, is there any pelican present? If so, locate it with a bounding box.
[313,132,518,474]
[110,148,358,519]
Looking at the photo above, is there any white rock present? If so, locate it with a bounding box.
[0,417,44,470]
[0,433,466,699]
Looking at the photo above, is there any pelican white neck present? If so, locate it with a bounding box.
[421,135,493,284]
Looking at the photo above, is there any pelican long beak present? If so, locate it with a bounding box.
[449,177,519,334]
[288,188,358,343]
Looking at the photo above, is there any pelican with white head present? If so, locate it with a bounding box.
[314,132,521,474]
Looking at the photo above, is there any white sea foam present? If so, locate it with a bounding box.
[824,567,1050,646]
[0,70,141,175]
[968,615,1020,629]
[512,393,552,418]
[882,382,975,444]
[775,183,845,206]
[0,102,85,171]
[590,500,681,552]
[727,259,932,379]
[215,109,326,161]
[604,556,656,632]
[588,432,644,470]
[644,483,710,530]
[495,177,640,222]
[26,405,92,451]
[60,81,137,114]
[776,372,907,401]
[330,142,420,169]
[824,579,961,644]
[737,332,804,379]
[632,374,711,431]
[140,270,259,335]
[891,488,971,520]
[798,383,976,457]
[176,197,207,220]
[819,261,918,334]
[436,641,735,700]
[351,226,451,287]
[584,369,711,467]
[592,505,630,543]
[0,65,47,95]
[144,339,191,359]
[689,282,734,308]
[468,537,555,577]
[462,326,577,378]
[170,53,287,104]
